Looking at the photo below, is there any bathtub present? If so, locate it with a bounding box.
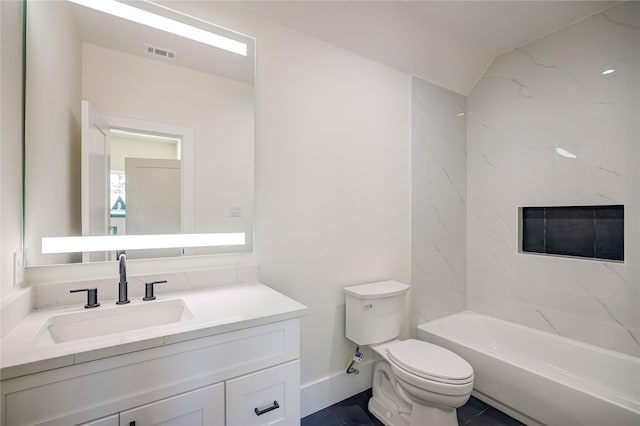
[417,311,640,426]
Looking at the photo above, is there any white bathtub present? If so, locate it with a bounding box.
[417,311,640,426]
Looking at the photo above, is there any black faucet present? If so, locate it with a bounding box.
[116,251,130,304]
[70,288,100,308]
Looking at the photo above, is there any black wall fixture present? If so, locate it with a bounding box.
[521,205,624,261]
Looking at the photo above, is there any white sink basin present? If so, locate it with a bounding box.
[35,299,193,345]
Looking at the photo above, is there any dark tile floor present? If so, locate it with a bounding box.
[301,389,524,426]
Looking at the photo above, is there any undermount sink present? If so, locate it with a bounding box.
[35,299,193,345]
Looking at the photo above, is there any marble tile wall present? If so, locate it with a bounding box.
[467,2,639,356]
[411,77,467,333]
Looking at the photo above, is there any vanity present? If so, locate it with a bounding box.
[1,281,307,426]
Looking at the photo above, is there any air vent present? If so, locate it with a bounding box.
[144,44,176,59]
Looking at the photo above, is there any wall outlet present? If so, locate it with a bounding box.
[13,251,24,286]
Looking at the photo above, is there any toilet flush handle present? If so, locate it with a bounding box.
[364,303,373,310]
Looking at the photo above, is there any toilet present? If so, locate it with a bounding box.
[344,281,473,426]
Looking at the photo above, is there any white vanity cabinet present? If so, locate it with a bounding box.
[1,319,301,426]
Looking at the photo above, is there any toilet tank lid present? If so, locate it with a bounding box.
[343,280,410,299]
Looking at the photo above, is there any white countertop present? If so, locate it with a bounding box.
[0,282,307,380]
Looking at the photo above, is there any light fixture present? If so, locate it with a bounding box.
[68,0,247,56]
[42,233,245,254]
[602,69,615,75]
[555,147,577,159]
[110,129,180,143]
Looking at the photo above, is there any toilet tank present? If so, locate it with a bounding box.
[344,281,410,345]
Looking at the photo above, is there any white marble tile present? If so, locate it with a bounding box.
[411,76,467,333]
[467,1,639,356]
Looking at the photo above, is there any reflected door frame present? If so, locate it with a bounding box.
[81,101,111,263]
[104,115,195,256]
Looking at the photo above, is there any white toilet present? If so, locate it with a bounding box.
[344,281,473,426]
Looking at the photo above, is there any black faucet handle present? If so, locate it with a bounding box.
[70,288,100,308]
[143,280,167,301]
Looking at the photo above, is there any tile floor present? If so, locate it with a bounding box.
[301,389,524,426]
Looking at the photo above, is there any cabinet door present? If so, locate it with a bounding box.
[119,382,224,426]
[226,360,300,426]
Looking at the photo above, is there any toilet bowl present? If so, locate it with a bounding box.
[369,339,473,426]
[343,281,474,426]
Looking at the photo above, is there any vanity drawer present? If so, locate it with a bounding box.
[226,360,300,426]
[77,414,118,426]
[120,382,224,426]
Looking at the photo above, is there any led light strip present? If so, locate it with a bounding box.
[42,233,245,253]
[68,0,247,56]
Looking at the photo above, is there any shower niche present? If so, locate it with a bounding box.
[520,205,624,262]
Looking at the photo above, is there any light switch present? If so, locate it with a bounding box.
[229,205,243,218]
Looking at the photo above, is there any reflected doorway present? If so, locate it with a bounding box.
[110,131,182,259]
[80,104,195,262]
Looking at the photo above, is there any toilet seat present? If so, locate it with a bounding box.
[387,339,473,385]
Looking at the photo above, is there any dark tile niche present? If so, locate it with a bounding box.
[521,205,624,261]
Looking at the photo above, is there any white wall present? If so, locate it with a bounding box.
[467,1,640,356]
[251,15,411,389]
[110,135,179,172]
[1,0,24,298]
[411,77,467,332]
[24,0,82,266]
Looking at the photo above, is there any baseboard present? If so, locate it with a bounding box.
[300,360,374,418]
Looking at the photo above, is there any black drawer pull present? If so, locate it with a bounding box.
[254,400,280,416]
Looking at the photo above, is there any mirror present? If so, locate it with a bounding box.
[24,0,255,266]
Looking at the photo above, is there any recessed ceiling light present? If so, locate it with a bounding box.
[602,69,615,75]
[68,0,247,56]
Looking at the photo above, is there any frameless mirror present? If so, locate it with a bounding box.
[24,0,255,266]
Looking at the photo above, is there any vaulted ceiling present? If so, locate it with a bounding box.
[229,1,618,94]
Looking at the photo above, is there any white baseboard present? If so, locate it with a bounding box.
[300,360,374,418]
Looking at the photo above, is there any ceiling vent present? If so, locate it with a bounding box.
[145,44,176,59]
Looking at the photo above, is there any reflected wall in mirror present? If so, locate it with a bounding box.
[25,0,255,266]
